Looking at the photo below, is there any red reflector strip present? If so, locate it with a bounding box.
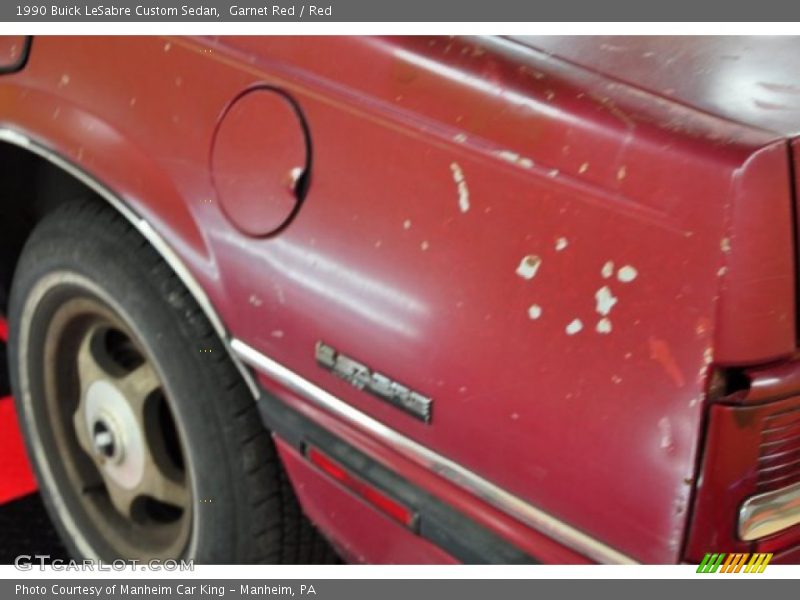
[0,318,7,342]
[306,445,417,528]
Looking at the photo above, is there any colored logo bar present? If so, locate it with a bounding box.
[697,553,772,573]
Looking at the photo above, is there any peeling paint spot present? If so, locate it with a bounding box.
[720,237,732,253]
[617,265,638,283]
[658,417,675,452]
[617,165,627,181]
[579,162,589,174]
[566,318,583,335]
[450,162,470,213]
[453,133,468,143]
[611,375,623,384]
[527,304,542,320]
[497,150,521,163]
[548,169,560,178]
[601,261,615,279]
[421,240,430,251]
[164,42,172,52]
[271,330,284,338]
[555,237,568,251]
[516,255,542,280]
[595,286,618,316]
[510,412,520,421]
[52,107,61,119]
[717,266,728,277]
[596,318,612,334]
[129,97,137,107]
[59,74,70,87]
[703,347,714,365]
[403,219,412,230]
[545,89,556,101]
[374,240,383,248]
[495,150,534,169]
[248,294,263,307]
[695,317,711,337]
[649,337,686,387]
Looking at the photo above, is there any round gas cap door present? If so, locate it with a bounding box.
[211,87,309,237]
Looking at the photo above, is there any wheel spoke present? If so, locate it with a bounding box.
[139,452,190,508]
[75,326,116,393]
[104,481,138,519]
[73,325,115,458]
[116,361,162,414]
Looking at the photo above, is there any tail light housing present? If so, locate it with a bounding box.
[685,363,800,561]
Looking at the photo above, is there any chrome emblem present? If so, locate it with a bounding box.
[315,342,432,423]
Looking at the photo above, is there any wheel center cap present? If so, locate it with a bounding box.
[92,417,122,462]
[84,380,145,489]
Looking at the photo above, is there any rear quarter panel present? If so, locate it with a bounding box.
[0,35,795,563]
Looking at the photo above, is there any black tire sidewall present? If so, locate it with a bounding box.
[9,208,246,563]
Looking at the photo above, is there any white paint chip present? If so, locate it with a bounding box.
[617,265,638,283]
[566,318,584,335]
[720,237,731,253]
[596,318,612,334]
[495,150,535,169]
[595,286,618,316]
[658,417,673,450]
[450,162,470,213]
[403,219,412,230]
[453,133,468,143]
[601,261,615,279]
[420,240,430,251]
[579,162,590,174]
[617,165,627,180]
[271,330,284,338]
[516,255,542,280]
[527,304,542,320]
[518,157,534,169]
[555,237,568,251]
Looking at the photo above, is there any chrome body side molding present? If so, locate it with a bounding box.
[230,338,638,565]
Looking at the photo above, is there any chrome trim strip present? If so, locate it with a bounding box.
[739,481,800,541]
[230,338,638,564]
[0,127,260,398]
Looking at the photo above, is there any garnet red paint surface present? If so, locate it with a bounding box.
[1,36,799,563]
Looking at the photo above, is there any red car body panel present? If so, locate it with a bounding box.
[1,35,800,563]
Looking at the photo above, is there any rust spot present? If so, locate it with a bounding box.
[648,337,686,388]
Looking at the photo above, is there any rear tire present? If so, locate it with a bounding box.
[8,199,336,563]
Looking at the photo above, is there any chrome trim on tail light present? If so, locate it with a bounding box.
[739,481,800,541]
